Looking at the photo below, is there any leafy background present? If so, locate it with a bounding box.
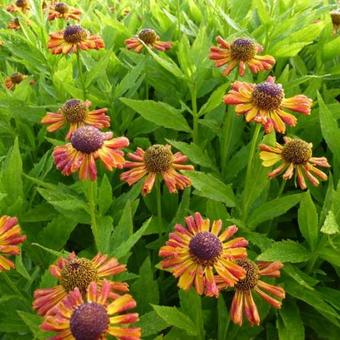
[0,0,339,339]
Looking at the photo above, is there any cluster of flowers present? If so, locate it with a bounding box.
[1,0,335,338]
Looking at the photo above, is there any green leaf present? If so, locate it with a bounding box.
[120,98,191,132]
[298,191,319,251]
[131,257,159,314]
[321,210,339,235]
[318,92,340,161]
[17,311,47,339]
[198,83,229,117]
[85,51,113,87]
[167,140,214,168]
[136,311,169,337]
[183,171,235,207]
[98,175,113,215]
[94,216,113,254]
[277,300,305,340]
[247,194,301,228]
[323,36,340,60]
[257,240,311,263]
[14,253,31,281]
[152,305,198,336]
[112,218,150,259]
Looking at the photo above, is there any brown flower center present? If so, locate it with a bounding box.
[10,72,24,84]
[63,25,88,44]
[252,81,284,111]
[144,144,173,173]
[235,259,259,291]
[70,302,109,340]
[281,139,312,164]
[55,2,69,14]
[330,10,340,25]
[230,38,256,61]
[71,126,104,154]
[189,232,222,265]
[60,258,98,294]
[15,0,27,8]
[138,28,158,44]
[62,99,87,123]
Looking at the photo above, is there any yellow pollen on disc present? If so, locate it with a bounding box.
[230,38,256,61]
[63,25,88,44]
[281,139,312,164]
[144,144,173,173]
[60,258,98,294]
[235,259,259,291]
[62,99,87,123]
[138,28,158,44]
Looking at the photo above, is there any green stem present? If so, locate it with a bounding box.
[88,181,98,244]
[191,84,198,144]
[76,50,86,100]
[155,177,162,235]
[221,72,239,175]
[242,124,261,220]
[277,180,286,198]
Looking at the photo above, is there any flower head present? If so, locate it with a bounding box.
[224,76,312,133]
[330,10,340,34]
[0,216,26,272]
[48,2,82,21]
[120,144,194,195]
[41,99,110,139]
[4,72,27,90]
[209,36,275,76]
[33,252,128,316]
[125,28,172,53]
[159,212,248,297]
[7,17,21,30]
[48,24,104,55]
[218,259,285,326]
[7,0,29,13]
[41,280,141,339]
[259,137,330,190]
[53,126,128,180]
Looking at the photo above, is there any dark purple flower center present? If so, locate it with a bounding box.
[252,81,284,111]
[281,139,312,164]
[230,38,256,61]
[70,302,109,340]
[15,0,27,7]
[235,259,259,291]
[10,72,24,84]
[138,28,158,44]
[64,25,87,43]
[71,126,104,154]
[189,232,222,263]
[144,144,173,173]
[60,258,98,294]
[62,99,87,123]
[55,2,69,14]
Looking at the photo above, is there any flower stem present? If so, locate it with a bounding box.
[277,180,286,198]
[88,180,98,245]
[190,84,198,144]
[155,176,162,235]
[76,50,86,100]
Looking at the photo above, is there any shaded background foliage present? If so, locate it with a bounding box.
[0,0,339,339]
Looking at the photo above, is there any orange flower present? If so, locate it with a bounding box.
[33,252,128,316]
[330,10,340,35]
[53,126,129,181]
[41,281,141,339]
[120,144,194,196]
[7,0,29,13]
[209,37,275,76]
[0,216,26,272]
[125,28,172,53]
[4,72,27,90]
[259,137,330,190]
[7,17,21,30]
[159,212,248,297]
[48,2,81,21]
[48,25,104,55]
[224,76,313,133]
[218,259,285,326]
[41,99,110,139]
